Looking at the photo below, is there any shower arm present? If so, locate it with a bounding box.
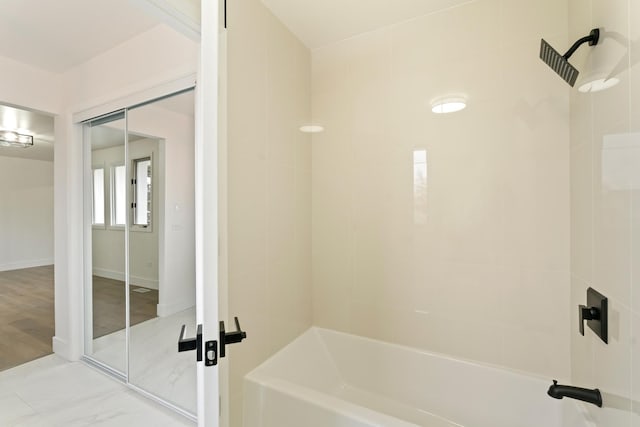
[563,29,600,60]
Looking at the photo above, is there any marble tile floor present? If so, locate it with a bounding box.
[0,355,194,427]
[88,307,197,414]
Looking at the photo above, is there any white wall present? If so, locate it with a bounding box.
[312,0,571,379]
[0,156,54,271]
[226,0,312,424]
[127,101,196,317]
[569,0,640,425]
[61,25,197,111]
[0,55,62,114]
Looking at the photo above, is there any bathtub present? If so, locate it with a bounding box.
[244,328,588,427]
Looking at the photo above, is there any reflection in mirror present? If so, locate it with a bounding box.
[128,89,196,414]
[84,114,128,373]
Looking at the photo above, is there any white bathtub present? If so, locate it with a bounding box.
[244,328,587,427]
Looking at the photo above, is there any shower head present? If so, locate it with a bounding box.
[540,39,580,86]
[539,28,600,87]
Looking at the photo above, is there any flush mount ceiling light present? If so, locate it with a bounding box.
[431,97,467,114]
[299,125,324,133]
[578,77,620,93]
[0,130,33,148]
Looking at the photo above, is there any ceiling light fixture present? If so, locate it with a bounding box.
[0,130,34,148]
[431,97,467,114]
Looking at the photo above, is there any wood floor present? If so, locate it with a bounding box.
[0,266,159,372]
[0,265,54,372]
[92,277,159,338]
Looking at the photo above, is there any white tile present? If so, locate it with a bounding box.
[9,413,55,427]
[0,394,37,425]
[311,0,571,380]
[0,356,67,398]
[41,389,191,427]
[227,1,314,424]
[0,355,194,427]
[501,0,567,48]
[570,143,594,283]
[13,363,122,413]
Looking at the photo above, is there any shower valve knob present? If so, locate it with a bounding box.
[578,287,608,344]
[579,305,599,335]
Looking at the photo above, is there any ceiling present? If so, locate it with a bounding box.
[0,0,161,73]
[0,105,54,161]
[261,0,474,49]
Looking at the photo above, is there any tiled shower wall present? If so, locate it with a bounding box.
[226,0,312,425]
[311,0,571,379]
[569,0,640,425]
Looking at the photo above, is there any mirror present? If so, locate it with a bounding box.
[84,113,127,374]
[83,89,196,413]
[127,90,197,414]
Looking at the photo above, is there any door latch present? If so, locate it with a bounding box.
[178,323,218,365]
[178,324,203,361]
[178,317,247,365]
[219,317,247,358]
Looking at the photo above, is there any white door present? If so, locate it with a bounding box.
[196,1,222,426]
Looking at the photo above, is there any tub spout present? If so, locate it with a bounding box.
[547,380,602,407]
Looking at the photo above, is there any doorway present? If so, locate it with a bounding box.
[0,104,55,372]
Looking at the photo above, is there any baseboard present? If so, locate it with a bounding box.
[93,268,123,282]
[157,299,195,317]
[0,258,54,272]
[52,336,71,360]
[53,336,84,361]
[92,268,159,290]
[130,275,159,290]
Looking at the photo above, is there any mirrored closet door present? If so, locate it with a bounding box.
[83,89,197,416]
[84,111,127,375]
[127,90,197,414]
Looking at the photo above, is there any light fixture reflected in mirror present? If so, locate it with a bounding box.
[431,97,467,114]
[0,130,34,147]
[299,125,324,133]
